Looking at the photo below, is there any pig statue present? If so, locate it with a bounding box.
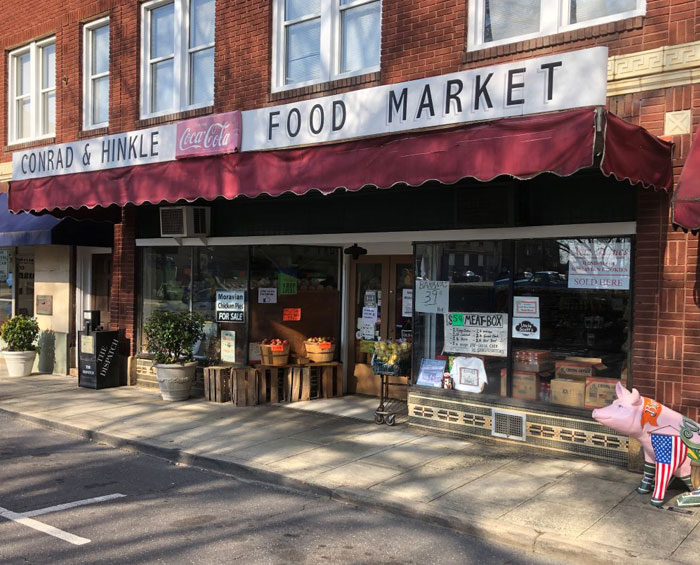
[592,382,692,506]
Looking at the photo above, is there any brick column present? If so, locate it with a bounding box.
[110,206,137,357]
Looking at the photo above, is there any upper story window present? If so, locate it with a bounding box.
[272,0,382,92]
[8,37,56,144]
[467,0,645,51]
[140,0,215,118]
[83,17,110,130]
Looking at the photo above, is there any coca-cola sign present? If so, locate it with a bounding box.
[176,111,242,159]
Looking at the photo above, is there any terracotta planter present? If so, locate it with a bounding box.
[2,351,36,377]
[155,361,197,401]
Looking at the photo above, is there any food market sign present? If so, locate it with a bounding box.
[243,47,607,151]
[444,312,508,357]
[565,238,631,290]
[12,112,242,181]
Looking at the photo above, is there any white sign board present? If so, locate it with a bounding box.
[402,288,413,317]
[221,330,236,363]
[444,312,508,357]
[216,289,246,322]
[364,290,377,307]
[258,287,277,304]
[362,306,378,324]
[514,296,540,318]
[0,250,9,282]
[242,47,608,151]
[13,124,177,181]
[359,322,375,340]
[565,238,631,290]
[512,317,541,340]
[415,280,450,314]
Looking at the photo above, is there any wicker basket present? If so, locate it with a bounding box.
[691,460,700,490]
[304,341,336,363]
[259,344,290,366]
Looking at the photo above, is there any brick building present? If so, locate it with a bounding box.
[2,1,700,466]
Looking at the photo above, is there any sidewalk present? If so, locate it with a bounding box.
[1,373,698,564]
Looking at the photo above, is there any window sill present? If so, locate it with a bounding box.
[136,106,214,129]
[462,16,644,64]
[78,127,109,139]
[270,71,381,103]
[5,137,57,152]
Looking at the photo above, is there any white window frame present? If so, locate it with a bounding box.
[140,0,215,119]
[7,36,56,145]
[271,0,382,93]
[83,17,110,130]
[467,0,646,52]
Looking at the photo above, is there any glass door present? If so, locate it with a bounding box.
[348,255,413,396]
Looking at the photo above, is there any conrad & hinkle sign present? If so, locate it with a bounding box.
[242,47,608,151]
[12,111,242,181]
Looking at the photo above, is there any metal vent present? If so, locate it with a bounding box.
[160,207,185,236]
[192,207,207,233]
[492,409,526,441]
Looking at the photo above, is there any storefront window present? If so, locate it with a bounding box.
[413,237,632,411]
[141,246,249,364]
[250,245,341,361]
[0,248,13,324]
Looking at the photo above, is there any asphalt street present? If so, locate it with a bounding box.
[0,413,567,565]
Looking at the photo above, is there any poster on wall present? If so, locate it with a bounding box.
[512,317,541,340]
[565,238,631,290]
[258,287,277,303]
[362,306,378,324]
[402,288,413,317]
[283,308,301,321]
[221,330,236,363]
[416,358,446,387]
[278,272,298,295]
[364,290,377,307]
[216,289,245,322]
[0,249,9,282]
[443,312,508,357]
[514,296,540,318]
[415,280,449,314]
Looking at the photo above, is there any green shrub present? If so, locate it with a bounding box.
[1,315,40,352]
[143,311,205,365]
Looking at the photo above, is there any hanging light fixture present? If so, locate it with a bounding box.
[343,243,367,260]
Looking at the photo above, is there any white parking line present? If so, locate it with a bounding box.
[18,493,126,518]
[0,493,127,545]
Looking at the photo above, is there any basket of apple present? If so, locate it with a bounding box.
[259,338,290,366]
[304,337,336,363]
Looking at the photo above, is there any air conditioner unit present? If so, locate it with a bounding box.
[159,207,210,238]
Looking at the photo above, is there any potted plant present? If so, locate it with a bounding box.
[143,310,205,401]
[0,315,40,377]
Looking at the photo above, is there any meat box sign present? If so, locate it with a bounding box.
[243,47,607,151]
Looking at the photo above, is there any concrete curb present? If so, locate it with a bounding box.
[0,406,681,565]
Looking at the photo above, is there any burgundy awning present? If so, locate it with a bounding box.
[673,127,700,233]
[9,107,673,213]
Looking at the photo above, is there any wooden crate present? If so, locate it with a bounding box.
[232,368,258,406]
[203,366,232,403]
[287,362,343,402]
[257,365,287,404]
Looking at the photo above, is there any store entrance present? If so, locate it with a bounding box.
[347,255,413,396]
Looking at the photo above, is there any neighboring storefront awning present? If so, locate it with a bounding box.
[672,127,700,233]
[0,193,112,246]
[9,107,673,213]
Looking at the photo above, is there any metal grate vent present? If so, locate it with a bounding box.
[492,409,526,441]
[192,207,207,233]
[160,207,186,236]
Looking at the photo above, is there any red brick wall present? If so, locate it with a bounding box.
[110,206,137,356]
[1,1,699,414]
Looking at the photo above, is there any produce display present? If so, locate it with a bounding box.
[304,337,337,362]
[260,338,289,346]
[372,340,412,376]
[306,337,335,344]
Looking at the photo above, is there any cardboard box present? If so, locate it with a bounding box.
[585,377,619,409]
[551,378,586,407]
[555,361,596,380]
[500,369,539,400]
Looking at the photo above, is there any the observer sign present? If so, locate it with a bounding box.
[242,47,608,151]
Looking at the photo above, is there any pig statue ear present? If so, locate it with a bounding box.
[630,388,642,406]
[615,381,629,399]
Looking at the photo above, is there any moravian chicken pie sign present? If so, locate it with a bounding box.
[243,47,608,151]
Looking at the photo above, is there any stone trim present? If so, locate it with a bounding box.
[608,41,700,96]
